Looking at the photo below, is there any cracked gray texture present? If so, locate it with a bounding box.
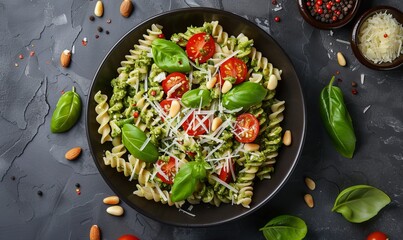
[0,0,402,239]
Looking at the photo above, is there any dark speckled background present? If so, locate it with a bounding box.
[0,0,402,239]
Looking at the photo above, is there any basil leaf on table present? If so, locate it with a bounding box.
[171,162,197,202]
[222,82,267,110]
[152,38,191,73]
[260,215,307,240]
[50,86,82,133]
[122,124,158,163]
[332,185,391,223]
[181,89,212,108]
[319,76,356,158]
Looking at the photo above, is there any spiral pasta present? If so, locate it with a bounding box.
[235,151,265,208]
[103,138,129,175]
[249,47,282,89]
[211,21,229,45]
[134,183,185,208]
[118,24,163,74]
[94,91,112,144]
[268,100,285,129]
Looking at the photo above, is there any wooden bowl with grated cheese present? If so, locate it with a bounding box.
[351,6,403,70]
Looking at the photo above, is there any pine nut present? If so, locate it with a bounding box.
[94,1,104,17]
[244,143,260,152]
[137,97,145,108]
[89,225,101,240]
[283,130,292,146]
[304,177,316,191]
[267,74,278,90]
[106,205,124,216]
[304,193,314,208]
[103,196,120,205]
[206,76,217,89]
[337,52,346,67]
[211,117,223,132]
[221,80,232,94]
[168,99,181,118]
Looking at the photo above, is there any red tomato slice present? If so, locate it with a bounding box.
[159,99,173,114]
[117,234,140,240]
[156,157,176,184]
[182,112,210,136]
[219,57,248,85]
[186,32,216,63]
[367,231,388,240]
[162,72,189,98]
[234,113,260,143]
[219,159,234,183]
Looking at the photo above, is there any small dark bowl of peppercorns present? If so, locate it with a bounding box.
[298,0,361,29]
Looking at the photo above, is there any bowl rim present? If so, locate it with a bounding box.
[350,5,403,70]
[86,7,307,227]
[297,0,361,30]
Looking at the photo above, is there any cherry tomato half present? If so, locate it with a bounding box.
[182,112,210,136]
[156,157,176,184]
[367,231,389,240]
[117,234,140,240]
[219,57,248,85]
[234,113,260,143]
[186,32,215,63]
[162,72,189,98]
[160,99,173,114]
[219,159,234,183]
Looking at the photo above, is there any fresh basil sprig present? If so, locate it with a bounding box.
[171,161,206,202]
[181,89,212,108]
[50,86,82,133]
[260,215,307,240]
[151,38,191,73]
[332,185,391,223]
[319,76,356,158]
[222,82,267,110]
[122,124,159,163]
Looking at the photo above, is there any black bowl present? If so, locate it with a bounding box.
[297,0,361,30]
[86,7,306,227]
[351,6,403,70]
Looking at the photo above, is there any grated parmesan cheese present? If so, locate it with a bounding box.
[358,11,403,64]
[167,82,183,98]
[140,137,151,151]
[363,105,371,114]
[153,72,166,83]
[179,208,196,217]
[210,175,238,193]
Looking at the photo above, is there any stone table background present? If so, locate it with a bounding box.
[0,0,402,239]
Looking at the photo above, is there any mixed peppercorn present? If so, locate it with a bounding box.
[306,0,355,23]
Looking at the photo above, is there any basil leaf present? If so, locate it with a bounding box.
[152,39,191,73]
[222,82,267,110]
[181,89,212,108]
[121,124,158,163]
[320,76,356,158]
[171,162,197,202]
[191,161,206,180]
[260,215,307,240]
[50,86,82,133]
[332,185,391,223]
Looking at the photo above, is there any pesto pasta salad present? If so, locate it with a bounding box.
[94,21,285,209]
